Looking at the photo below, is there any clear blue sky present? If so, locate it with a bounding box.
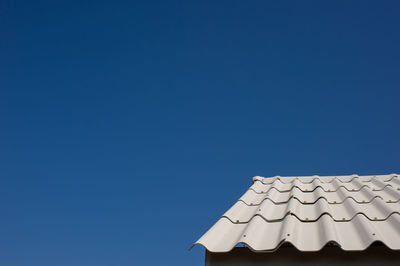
[1,1,399,265]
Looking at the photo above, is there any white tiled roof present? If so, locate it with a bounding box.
[193,174,400,252]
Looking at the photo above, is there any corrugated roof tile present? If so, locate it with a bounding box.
[193,174,400,252]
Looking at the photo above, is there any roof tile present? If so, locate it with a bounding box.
[193,174,400,252]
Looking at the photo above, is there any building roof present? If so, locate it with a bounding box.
[193,174,400,252]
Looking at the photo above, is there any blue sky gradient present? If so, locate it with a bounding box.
[1,1,400,265]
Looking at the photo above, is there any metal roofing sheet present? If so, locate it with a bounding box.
[193,174,400,252]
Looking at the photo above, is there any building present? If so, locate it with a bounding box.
[192,174,400,266]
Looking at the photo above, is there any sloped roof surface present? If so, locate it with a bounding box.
[193,174,400,252]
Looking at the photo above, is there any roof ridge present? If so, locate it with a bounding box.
[252,174,398,184]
